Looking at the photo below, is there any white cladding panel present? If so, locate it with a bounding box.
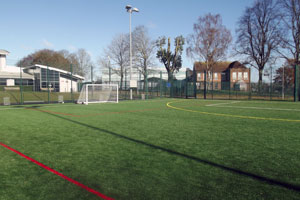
[0,55,6,71]
[6,79,15,86]
[60,76,77,92]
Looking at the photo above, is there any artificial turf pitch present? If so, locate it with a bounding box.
[0,99,300,200]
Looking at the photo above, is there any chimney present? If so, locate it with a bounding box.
[0,50,10,71]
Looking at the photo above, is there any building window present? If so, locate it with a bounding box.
[238,72,242,80]
[214,72,218,80]
[40,68,60,92]
[15,79,34,86]
[0,78,6,85]
[232,72,237,80]
[197,73,201,80]
[244,72,248,80]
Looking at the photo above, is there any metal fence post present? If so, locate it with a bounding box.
[109,65,111,84]
[91,65,93,84]
[145,70,148,99]
[212,69,214,100]
[204,70,207,99]
[185,70,188,99]
[229,81,231,100]
[138,70,141,95]
[19,66,23,105]
[160,71,162,98]
[193,69,197,99]
[295,65,299,102]
[70,64,73,103]
[47,65,50,104]
[125,70,127,100]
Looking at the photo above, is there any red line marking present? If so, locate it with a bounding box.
[0,142,114,200]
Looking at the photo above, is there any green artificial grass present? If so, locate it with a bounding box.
[0,99,300,200]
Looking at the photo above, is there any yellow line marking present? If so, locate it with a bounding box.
[166,100,300,123]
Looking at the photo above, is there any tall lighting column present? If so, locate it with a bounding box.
[125,5,139,100]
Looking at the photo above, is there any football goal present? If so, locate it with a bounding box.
[77,84,118,104]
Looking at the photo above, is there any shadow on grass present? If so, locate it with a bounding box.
[35,108,300,193]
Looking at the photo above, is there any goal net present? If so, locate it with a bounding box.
[77,84,118,104]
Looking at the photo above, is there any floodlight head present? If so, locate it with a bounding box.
[126,5,132,11]
[132,7,139,12]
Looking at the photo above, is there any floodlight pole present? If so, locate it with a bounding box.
[129,12,132,100]
[126,5,139,100]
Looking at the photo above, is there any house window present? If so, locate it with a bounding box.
[238,72,242,80]
[214,72,218,80]
[244,72,248,80]
[232,72,237,80]
[197,73,201,80]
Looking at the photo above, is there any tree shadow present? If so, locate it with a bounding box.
[33,108,300,193]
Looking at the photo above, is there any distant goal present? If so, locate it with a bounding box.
[77,84,118,105]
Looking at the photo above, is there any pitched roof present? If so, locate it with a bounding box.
[24,64,85,80]
[194,61,248,72]
[194,61,231,72]
[228,61,247,69]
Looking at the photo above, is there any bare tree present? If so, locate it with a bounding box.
[186,13,232,82]
[278,0,300,65]
[132,25,156,88]
[156,36,185,81]
[75,49,93,80]
[101,34,129,89]
[236,0,284,89]
[65,52,80,74]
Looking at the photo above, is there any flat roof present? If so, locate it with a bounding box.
[0,50,10,55]
[0,71,33,79]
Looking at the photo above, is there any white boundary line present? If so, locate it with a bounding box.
[205,101,241,107]
[207,105,300,112]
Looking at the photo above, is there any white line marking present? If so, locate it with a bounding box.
[206,101,241,107]
[209,105,300,112]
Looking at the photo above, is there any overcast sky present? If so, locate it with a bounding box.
[1,0,258,78]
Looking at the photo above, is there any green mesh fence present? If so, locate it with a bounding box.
[0,64,81,105]
[0,66,299,105]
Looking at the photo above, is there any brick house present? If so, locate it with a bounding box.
[193,61,251,91]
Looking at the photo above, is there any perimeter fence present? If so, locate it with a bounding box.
[102,69,299,102]
[0,67,299,106]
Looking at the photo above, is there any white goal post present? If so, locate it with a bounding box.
[77,84,118,105]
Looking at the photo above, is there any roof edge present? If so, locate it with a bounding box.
[0,49,10,55]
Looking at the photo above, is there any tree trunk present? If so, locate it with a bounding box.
[120,74,123,90]
[143,73,146,91]
[168,71,173,82]
[258,69,263,94]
